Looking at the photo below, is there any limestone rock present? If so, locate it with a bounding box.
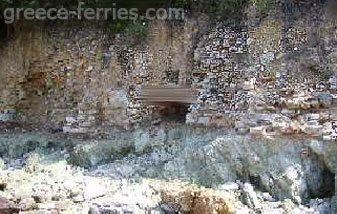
[301,124,323,137]
[18,197,36,211]
[83,181,107,200]
[241,183,261,210]
[250,126,267,136]
[158,181,236,214]
[0,196,19,214]
[134,128,166,153]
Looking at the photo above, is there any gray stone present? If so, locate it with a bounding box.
[218,182,239,192]
[198,116,210,124]
[317,92,332,108]
[241,183,261,210]
[308,199,331,214]
[134,128,166,153]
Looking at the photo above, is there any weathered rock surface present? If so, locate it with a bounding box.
[0,131,335,213]
[0,1,337,214]
[0,196,20,214]
[162,135,337,204]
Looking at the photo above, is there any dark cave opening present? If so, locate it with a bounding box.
[304,150,336,200]
[249,174,267,192]
[245,158,336,203]
[321,168,335,198]
[310,166,335,199]
[150,103,189,123]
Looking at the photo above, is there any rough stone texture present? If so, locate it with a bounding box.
[0,20,201,132]
[1,3,337,140]
[1,0,337,213]
[0,196,20,214]
[162,135,337,204]
[2,135,335,213]
[156,180,236,214]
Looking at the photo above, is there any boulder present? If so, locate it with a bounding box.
[241,183,261,210]
[0,196,19,214]
[158,181,235,214]
[18,197,36,211]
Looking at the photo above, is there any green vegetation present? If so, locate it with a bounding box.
[0,0,273,36]
[0,0,40,10]
[264,70,276,80]
[250,0,273,16]
[0,0,6,11]
[107,21,129,36]
[107,20,148,40]
[207,0,273,23]
[172,0,188,8]
[0,0,169,10]
[124,21,148,38]
[208,0,248,23]
[308,65,331,81]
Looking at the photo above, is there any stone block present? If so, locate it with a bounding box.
[198,117,210,124]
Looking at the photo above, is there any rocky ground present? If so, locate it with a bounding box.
[0,130,335,214]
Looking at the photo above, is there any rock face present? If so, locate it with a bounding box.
[162,135,337,204]
[0,0,337,213]
[0,0,336,138]
[155,180,247,214]
[56,126,336,212]
[4,129,332,213]
[241,183,261,210]
[0,135,334,214]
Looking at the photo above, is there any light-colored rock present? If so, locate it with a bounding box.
[157,180,236,214]
[241,183,261,210]
[0,196,19,214]
[218,182,240,192]
[250,126,267,136]
[301,124,323,136]
[83,181,107,200]
[19,197,36,211]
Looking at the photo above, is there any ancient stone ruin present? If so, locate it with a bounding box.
[0,0,337,213]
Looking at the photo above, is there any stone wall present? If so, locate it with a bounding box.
[0,20,200,133]
[0,1,337,141]
[186,1,337,142]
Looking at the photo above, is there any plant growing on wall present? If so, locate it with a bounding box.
[250,0,273,17]
[208,0,248,23]
[107,20,148,44]
[124,21,148,38]
[308,65,331,82]
[0,0,6,11]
